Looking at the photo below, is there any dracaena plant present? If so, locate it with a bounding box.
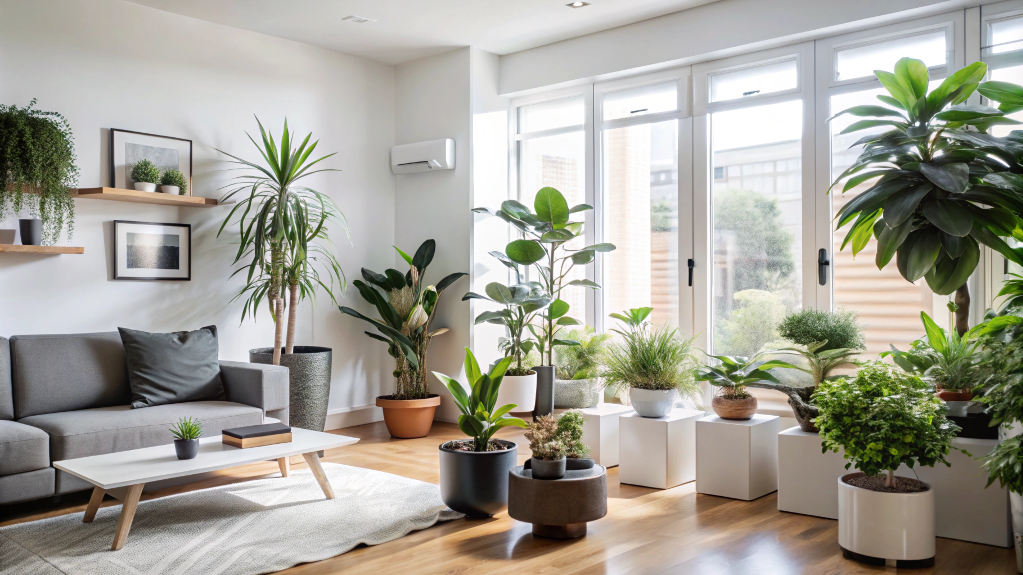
[434,349,528,452]
[472,187,616,365]
[463,275,551,376]
[829,58,1023,336]
[339,240,466,400]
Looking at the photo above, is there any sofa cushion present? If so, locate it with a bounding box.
[118,326,224,408]
[18,401,262,462]
[10,332,130,419]
[0,420,50,475]
[0,337,12,420]
[0,467,54,504]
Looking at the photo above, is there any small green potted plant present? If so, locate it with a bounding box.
[554,326,611,409]
[815,361,958,567]
[433,348,527,517]
[602,307,701,417]
[556,409,592,468]
[129,159,161,192]
[170,417,203,460]
[696,352,797,420]
[160,168,188,195]
[526,414,566,479]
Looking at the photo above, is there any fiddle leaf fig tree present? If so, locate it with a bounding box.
[829,58,1023,336]
[472,187,615,365]
[463,271,551,376]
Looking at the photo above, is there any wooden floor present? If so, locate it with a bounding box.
[1,421,1016,574]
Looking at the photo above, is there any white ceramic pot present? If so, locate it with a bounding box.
[837,472,935,567]
[160,185,180,195]
[134,182,157,192]
[496,373,537,412]
[629,388,677,418]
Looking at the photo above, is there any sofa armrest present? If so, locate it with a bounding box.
[220,361,289,418]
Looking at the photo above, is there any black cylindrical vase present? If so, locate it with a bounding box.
[19,218,41,246]
[439,439,517,518]
[250,346,332,431]
[532,365,555,418]
[174,439,199,460]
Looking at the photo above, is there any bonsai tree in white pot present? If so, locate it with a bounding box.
[129,159,160,192]
[815,361,958,568]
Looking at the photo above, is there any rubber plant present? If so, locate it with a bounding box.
[340,240,466,399]
[472,187,616,366]
[0,99,78,244]
[829,58,1023,336]
[217,117,347,365]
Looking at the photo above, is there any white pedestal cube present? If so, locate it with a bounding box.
[898,437,1011,547]
[696,414,779,500]
[578,403,634,467]
[777,427,848,519]
[619,409,703,489]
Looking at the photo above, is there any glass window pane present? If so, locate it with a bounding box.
[517,97,584,134]
[602,120,679,328]
[518,131,587,320]
[710,59,798,103]
[990,17,1023,54]
[835,29,946,82]
[710,99,802,356]
[603,81,678,121]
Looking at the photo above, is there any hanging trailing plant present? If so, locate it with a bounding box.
[0,99,79,244]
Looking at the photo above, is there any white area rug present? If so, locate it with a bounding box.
[0,463,461,575]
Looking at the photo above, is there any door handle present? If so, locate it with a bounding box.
[688,258,694,287]
[818,249,830,286]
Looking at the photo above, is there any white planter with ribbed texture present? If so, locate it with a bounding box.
[497,373,536,413]
[837,472,935,567]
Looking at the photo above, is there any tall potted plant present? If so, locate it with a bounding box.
[217,117,346,432]
[815,361,958,567]
[829,58,1023,336]
[434,349,527,517]
[472,186,615,416]
[0,99,78,246]
[340,240,466,438]
[554,326,611,408]
[463,275,550,413]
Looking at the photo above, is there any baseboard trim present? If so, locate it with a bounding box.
[325,404,383,430]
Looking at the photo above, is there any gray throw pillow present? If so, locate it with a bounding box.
[118,325,225,408]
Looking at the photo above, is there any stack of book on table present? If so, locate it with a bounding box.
[222,422,293,448]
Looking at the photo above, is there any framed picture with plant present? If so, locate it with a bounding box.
[111,128,192,195]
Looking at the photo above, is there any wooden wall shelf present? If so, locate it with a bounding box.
[76,187,218,207]
[0,244,84,254]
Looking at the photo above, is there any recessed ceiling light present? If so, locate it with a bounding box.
[566,2,590,7]
[342,15,376,24]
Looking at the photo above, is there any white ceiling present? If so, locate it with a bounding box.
[125,0,719,65]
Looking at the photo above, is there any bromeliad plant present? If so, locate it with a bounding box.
[696,352,799,400]
[463,273,550,376]
[217,117,347,366]
[777,309,865,388]
[340,240,466,399]
[472,187,616,366]
[169,417,203,441]
[829,57,1023,336]
[434,349,528,452]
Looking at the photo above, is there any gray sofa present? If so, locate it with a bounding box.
[0,332,289,505]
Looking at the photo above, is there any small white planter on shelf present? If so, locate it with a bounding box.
[837,473,936,568]
[619,409,702,489]
[133,182,157,192]
[578,403,634,467]
[497,373,537,413]
[160,185,180,195]
[696,414,779,500]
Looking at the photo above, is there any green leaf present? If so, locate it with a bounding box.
[883,183,932,228]
[540,229,575,243]
[580,243,616,252]
[474,310,509,325]
[412,239,436,271]
[894,57,929,99]
[557,316,582,325]
[464,348,482,387]
[839,119,909,135]
[921,200,973,237]
[928,62,986,111]
[566,279,600,289]
[875,70,915,112]
[393,246,414,266]
[506,239,545,264]
[919,162,969,193]
[978,80,1023,108]
[569,203,593,213]
[933,105,1003,122]
[828,105,906,122]
[875,219,914,268]
[435,372,471,415]
[920,312,947,354]
[925,236,979,295]
[485,282,517,304]
[970,225,1023,267]
[571,251,595,265]
[896,228,941,282]
[436,272,467,293]
[548,298,570,319]
[534,186,570,227]
[384,269,407,290]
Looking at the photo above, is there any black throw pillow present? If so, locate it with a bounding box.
[118,325,225,408]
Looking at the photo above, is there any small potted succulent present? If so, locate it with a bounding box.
[525,414,566,479]
[170,416,203,460]
[434,349,527,517]
[815,362,958,567]
[602,307,701,417]
[160,168,188,195]
[554,327,611,409]
[129,159,161,192]
[697,352,797,420]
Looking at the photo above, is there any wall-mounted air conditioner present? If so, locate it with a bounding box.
[390,138,455,175]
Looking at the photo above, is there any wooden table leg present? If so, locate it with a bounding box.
[83,486,105,523]
[302,452,334,499]
[111,483,144,551]
[278,456,290,477]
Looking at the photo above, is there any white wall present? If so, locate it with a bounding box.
[0,0,397,426]
[499,0,974,95]
[394,48,473,423]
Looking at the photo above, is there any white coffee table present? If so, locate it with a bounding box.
[53,428,359,550]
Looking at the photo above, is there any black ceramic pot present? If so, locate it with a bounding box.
[174,438,199,460]
[19,218,41,246]
[530,456,566,480]
[439,439,517,518]
[532,365,555,418]
[250,346,331,431]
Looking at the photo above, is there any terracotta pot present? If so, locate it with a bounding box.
[712,394,758,420]
[937,389,974,402]
[376,395,441,438]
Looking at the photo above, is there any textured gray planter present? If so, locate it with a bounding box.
[250,346,331,431]
[554,378,601,409]
[532,365,555,418]
[531,457,567,480]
